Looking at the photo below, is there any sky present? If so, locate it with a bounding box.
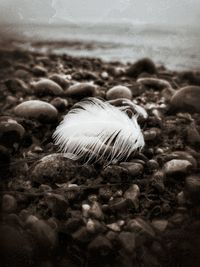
[0,0,200,26]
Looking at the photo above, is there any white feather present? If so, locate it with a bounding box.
[53,98,145,165]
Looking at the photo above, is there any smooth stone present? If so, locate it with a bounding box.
[0,117,25,146]
[126,58,157,77]
[50,97,68,112]
[151,219,168,232]
[66,83,97,99]
[108,197,128,212]
[143,128,162,141]
[163,159,193,176]
[49,74,70,89]
[14,69,30,79]
[184,175,200,202]
[120,162,144,177]
[45,193,68,218]
[170,86,200,113]
[5,78,29,93]
[2,194,17,213]
[32,79,63,96]
[118,232,136,254]
[32,65,47,76]
[137,77,172,90]
[127,218,155,238]
[106,221,124,232]
[31,153,96,184]
[14,100,58,122]
[86,219,105,234]
[166,151,197,169]
[124,184,140,209]
[106,85,132,100]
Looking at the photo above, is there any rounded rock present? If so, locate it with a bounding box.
[2,194,17,213]
[32,78,63,96]
[120,162,144,177]
[106,85,132,100]
[126,58,157,77]
[137,77,171,90]
[163,159,193,176]
[14,100,58,122]
[5,78,29,93]
[170,86,200,113]
[66,83,97,99]
[0,117,25,147]
[50,97,68,112]
[49,74,70,89]
[32,65,47,76]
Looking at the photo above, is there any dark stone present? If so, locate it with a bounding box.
[126,58,157,78]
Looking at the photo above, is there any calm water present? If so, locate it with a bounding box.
[9,22,200,70]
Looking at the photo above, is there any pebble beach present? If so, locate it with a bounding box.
[1,48,200,267]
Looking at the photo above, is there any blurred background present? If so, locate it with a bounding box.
[0,0,200,70]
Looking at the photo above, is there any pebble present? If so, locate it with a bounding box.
[72,226,93,243]
[32,65,47,76]
[99,187,112,202]
[49,74,70,89]
[108,197,128,212]
[50,97,68,112]
[88,201,104,220]
[184,175,200,202]
[118,232,136,254]
[151,170,165,192]
[45,193,68,218]
[143,128,162,142]
[66,83,97,99]
[0,117,25,147]
[31,78,63,96]
[137,77,172,90]
[127,218,155,238]
[163,159,193,176]
[151,219,168,232]
[14,100,58,122]
[86,219,105,234]
[5,78,29,93]
[101,165,128,183]
[106,220,124,232]
[166,151,197,169]
[106,85,132,100]
[126,58,157,77]
[2,194,17,213]
[124,184,140,209]
[14,69,30,79]
[31,153,96,184]
[177,191,187,206]
[170,86,200,113]
[120,162,144,177]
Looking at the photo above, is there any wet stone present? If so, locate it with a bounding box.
[32,78,63,96]
[163,159,193,176]
[0,117,25,147]
[170,86,200,113]
[126,58,157,78]
[66,83,97,99]
[137,77,172,90]
[106,85,132,100]
[14,100,58,122]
